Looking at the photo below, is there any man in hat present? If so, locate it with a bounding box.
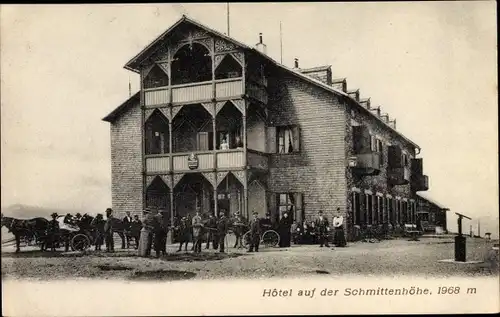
[314,210,330,247]
[91,214,105,251]
[205,213,217,249]
[104,208,115,252]
[177,216,191,252]
[232,211,246,249]
[46,212,59,252]
[142,208,159,257]
[122,211,133,249]
[248,211,262,252]
[192,210,204,253]
[216,211,229,253]
[130,214,142,249]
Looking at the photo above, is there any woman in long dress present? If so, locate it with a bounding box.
[333,209,347,247]
[278,212,292,247]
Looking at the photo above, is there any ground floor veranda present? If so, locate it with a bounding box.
[145,170,269,222]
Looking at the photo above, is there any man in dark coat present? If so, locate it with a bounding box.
[130,215,142,249]
[46,212,59,252]
[104,208,115,252]
[216,212,229,253]
[91,214,105,251]
[232,212,246,249]
[142,208,160,256]
[205,214,217,249]
[314,210,330,247]
[122,211,133,249]
[278,212,292,247]
[248,211,262,252]
[177,216,191,252]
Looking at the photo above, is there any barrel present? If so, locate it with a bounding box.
[138,227,150,257]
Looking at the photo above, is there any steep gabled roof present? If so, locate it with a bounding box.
[112,15,420,151]
[102,91,140,122]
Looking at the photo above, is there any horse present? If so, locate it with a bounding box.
[107,217,128,249]
[1,215,49,252]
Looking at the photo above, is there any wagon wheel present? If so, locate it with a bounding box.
[71,234,91,251]
[262,230,280,248]
[242,230,251,248]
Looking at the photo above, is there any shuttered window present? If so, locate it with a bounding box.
[277,125,300,153]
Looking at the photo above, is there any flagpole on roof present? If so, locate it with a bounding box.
[280,21,283,64]
[226,3,230,37]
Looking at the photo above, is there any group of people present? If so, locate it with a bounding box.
[140,208,232,257]
[290,209,347,248]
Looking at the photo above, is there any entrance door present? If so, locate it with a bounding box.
[217,193,230,217]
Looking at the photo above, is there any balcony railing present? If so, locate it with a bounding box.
[216,78,244,99]
[145,156,170,173]
[247,149,269,170]
[350,152,381,176]
[388,166,411,185]
[172,81,212,103]
[143,78,244,106]
[217,150,244,169]
[412,174,429,191]
[144,87,170,106]
[145,149,245,173]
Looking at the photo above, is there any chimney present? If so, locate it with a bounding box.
[255,33,267,54]
[332,78,347,92]
[294,58,299,69]
[347,89,360,102]
[369,106,381,117]
[360,98,371,110]
[381,113,389,123]
[388,119,397,129]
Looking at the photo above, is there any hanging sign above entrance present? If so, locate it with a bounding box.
[188,153,199,170]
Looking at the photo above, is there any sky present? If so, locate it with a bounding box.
[1,3,498,237]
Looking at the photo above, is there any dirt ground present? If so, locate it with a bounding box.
[1,236,498,281]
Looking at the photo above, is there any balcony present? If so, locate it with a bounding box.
[145,149,246,173]
[246,82,268,105]
[387,166,411,185]
[144,78,244,107]
[247,149,269,170]
[412,174,429,191]
[349,152,381,176]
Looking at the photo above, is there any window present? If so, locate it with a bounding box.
[366,194,373,225]
[276,193,303,222]
[402,153,409,166]
[370,136,377,152]
[352,191,361,226]
[387,198,394,223]
[376,196,383,224]
[277,126,300,153]
[376,139,384,164]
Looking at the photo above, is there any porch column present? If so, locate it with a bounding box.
[213,188,218,217]
[170,174,174,243]
[242,111,247,167]
[212,105,217,168]
[243,170,249,219]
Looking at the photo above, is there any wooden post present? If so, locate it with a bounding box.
[214,188,218,217]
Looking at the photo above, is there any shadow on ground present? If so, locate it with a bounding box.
[128,270,196,281]
[160,252,244,262]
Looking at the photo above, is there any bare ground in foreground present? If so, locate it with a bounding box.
[1,237,498,281]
